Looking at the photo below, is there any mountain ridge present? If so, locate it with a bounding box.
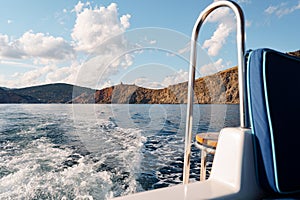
[1,49,299,104]
[0,67,239,104]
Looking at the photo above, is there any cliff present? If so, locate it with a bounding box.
[88,66,238,104]
[288,50,300,57]
[1,49,299,104]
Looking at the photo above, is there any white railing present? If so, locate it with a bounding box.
[183,0,248,184]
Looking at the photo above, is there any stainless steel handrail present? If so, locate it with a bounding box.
[183,0,248,184]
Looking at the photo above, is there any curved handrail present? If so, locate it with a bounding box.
[183,0,248,184]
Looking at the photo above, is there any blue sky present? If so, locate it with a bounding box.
[0,0,299,89]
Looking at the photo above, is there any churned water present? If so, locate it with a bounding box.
[0,104,239,199]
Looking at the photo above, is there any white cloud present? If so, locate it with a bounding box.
[134,77,165,89]
[0,31,75,62]
[132,69,188,89]
[71,2,131,53]
[162,69,188,87]
[0,65,56,88]
[0,34,25,58]
[1,61,81,88]
[202,7,235,56]
[45,61,81,84]
[206,7,231,23]
[166,42,191,57]
[0,1,133,89]
[120,14,131,29]
[75,50,134,89]
[265,6,277,15]
[22,65,55,84]
[19,31,75,61]
[202,23,232,57]
[73,1,85,14]
[200,58,225,76]
[177,42,190,55]
[121,53,133,67]
[0,60,38,69]
[265,1,300,18]
[71,2,134,89]
[143,37,157,45]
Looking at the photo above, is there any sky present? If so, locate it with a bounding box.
[0,0,299,89]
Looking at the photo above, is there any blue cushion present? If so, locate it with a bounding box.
[247,48,300,194]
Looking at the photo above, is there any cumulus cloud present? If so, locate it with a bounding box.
[202,7,235,57]
[71,2,131,53]
[200,58,225,76]
[75,50,134,89]
[72,1,85,14]
[0,34,25,58]
[0,31,75,62]
[202,23,232,57]
[0,65,55,88]
[0,61,82,88]
[1,1,134,88]
[45,61,81,84]
[120,14,131,29]
[265,1,300,18]
[22,65,56,84]
[19,31,75,61]
[70,2,134,88]
[162,69,188,87]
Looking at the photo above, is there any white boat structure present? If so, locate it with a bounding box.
[112,0,300,199]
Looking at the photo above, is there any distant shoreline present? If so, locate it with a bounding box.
[2,50,299,104]
[0,103,240,105]
[0,66,240,104]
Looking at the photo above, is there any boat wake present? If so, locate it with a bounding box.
[0,105,145,199]
[0,104,238,199]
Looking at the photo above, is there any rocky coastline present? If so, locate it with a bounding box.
[1,49,299,104]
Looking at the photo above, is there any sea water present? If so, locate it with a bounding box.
[0,104,239,199]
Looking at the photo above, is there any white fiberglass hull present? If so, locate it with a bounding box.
[111,128,263,200]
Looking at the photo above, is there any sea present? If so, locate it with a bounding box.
[0,104,239,200]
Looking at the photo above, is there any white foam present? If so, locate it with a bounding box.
[0,116,147,199]
[1,104,211,198]
[0,137,116,199]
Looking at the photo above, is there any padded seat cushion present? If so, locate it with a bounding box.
[246,48,300,194]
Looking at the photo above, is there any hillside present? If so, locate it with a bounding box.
[0,67,238,104]
[1,49,299,104]
[72,66,239,104]
[0,88,40,103]
[1,83,95,104]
